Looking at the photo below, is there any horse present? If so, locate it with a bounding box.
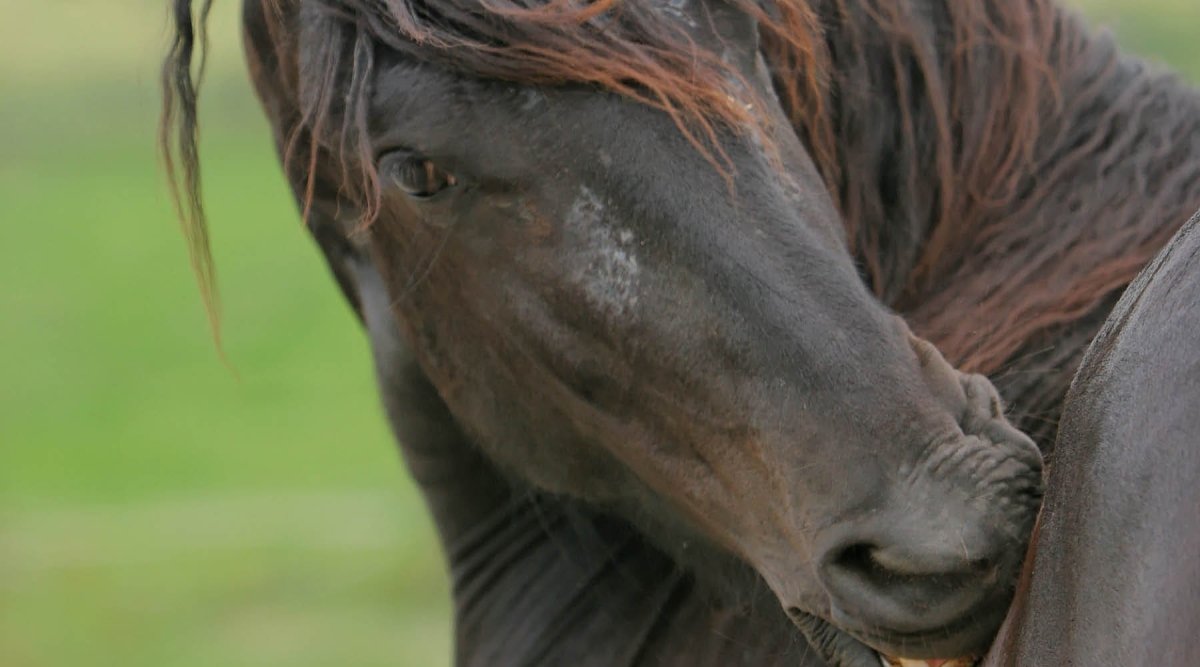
[982,211,1200,666]
[160,0,1200,665]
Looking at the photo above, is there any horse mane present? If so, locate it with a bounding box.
[162,0,1200,384]
[823,2,1199,378]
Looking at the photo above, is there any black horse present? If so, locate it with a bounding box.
[984,211,1200,666]
[161,0,1200,664]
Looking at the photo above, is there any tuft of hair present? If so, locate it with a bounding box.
[161,0,222,347]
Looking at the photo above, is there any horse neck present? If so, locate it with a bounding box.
[813,0,1200,445]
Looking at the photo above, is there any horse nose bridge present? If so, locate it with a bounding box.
[746,379,966,527]
[769,312,949,416]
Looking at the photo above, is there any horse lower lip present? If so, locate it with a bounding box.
[878,656,977,667]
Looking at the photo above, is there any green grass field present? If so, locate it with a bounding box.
[1,1,1196,666]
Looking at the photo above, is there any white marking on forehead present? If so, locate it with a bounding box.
[567,186,641,317]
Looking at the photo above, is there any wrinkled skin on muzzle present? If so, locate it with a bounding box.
[254,0,1044,662]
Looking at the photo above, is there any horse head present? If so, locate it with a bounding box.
[172,0,1046,662]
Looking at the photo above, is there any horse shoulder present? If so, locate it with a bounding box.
[996,210,1200,665]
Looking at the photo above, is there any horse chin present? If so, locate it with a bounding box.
[878,657,978,667]
[789,610,979,667]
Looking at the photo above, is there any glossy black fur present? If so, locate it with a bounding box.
[984,211,1200,666]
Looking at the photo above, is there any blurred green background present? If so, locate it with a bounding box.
[1,1,1196,666]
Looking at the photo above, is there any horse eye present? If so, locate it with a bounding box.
[382,153,457,199]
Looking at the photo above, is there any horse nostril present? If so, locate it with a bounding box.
[820,535,1004,630]
[834,542,877,571]
[831,542,890,585]
[834,541,993,581]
